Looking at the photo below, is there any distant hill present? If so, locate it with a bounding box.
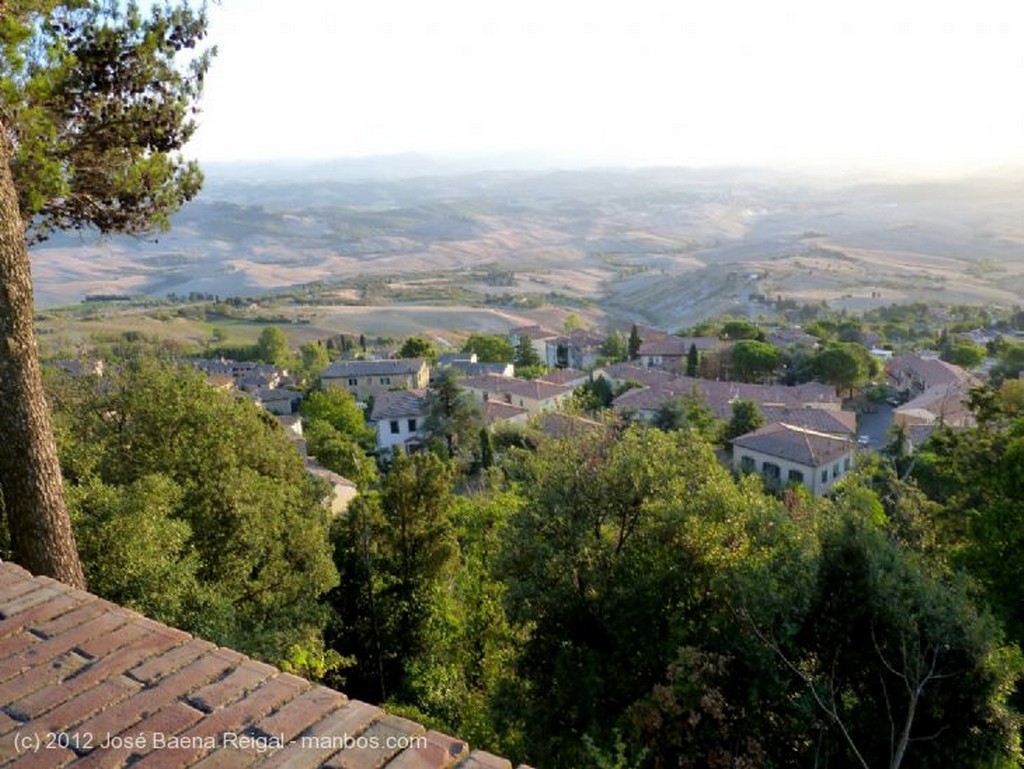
[29,163,1024,326]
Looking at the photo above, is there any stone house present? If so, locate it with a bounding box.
[321,358,429,402]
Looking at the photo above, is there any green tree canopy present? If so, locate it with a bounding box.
[812,343,874,396]
[398,336,437,363]
[562,313,583,332]
[328,452,457,703]
[299,387,375,449]
[256,326,290,366]
[513,335,543,368]
[425,369,483,459]
[720,319,762,340]
[651,393,719,441]
[725,398,764,440]
[942,341,986,369]
[730,339,783,382]
[48,357,337,662]
[599,331,628,363]
[3,1,213,240]
[734,497,1023,769]
[499,424,787,766]
[462,334,515,363]
[298,340,330,380]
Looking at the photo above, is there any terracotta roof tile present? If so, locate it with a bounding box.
[0,563,531,769]
[457,751,513,769]
[534,368,586,386]
[250,687,347,743]
[0,651,91,710]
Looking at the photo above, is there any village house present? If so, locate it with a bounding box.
[482,400,531,427]
[535,367,589,388]
[887,353,975,399]
[759,406,857,437]
[253,386,304,416]
[321,358,429,401]
[434,352,514,379]
[638,336,721,371]
[732,422,857,496]
[369,389,430,453]
[304,458,359,516]
[545,329,606,369]
[888,353,979,428]
[459,373,574,414]
[187,358,288,393]
[612,375,842,422]
[508,324,559,362]
[593,362,679,390]
[893,384,977,429]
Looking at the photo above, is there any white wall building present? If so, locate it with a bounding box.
[370,389,429,453]
[732,422,857,496]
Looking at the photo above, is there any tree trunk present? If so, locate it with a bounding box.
[0,134,86,588]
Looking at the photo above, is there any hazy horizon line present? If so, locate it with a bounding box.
[196,150,1024,184]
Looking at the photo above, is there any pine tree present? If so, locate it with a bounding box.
[0,2,213,586]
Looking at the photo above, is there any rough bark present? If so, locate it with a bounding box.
[0,132,86,588]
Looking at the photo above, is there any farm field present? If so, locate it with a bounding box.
[31,165,1024,336]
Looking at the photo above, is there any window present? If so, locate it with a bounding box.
[347,378,357,386]
[380,376,391,385]
[787,469,804,485]
[504,393,513,404]
[821,469,828,483]
[407,418,417,432]
[762,462,781,482]
[844,457,851,471]
[739,455,756,473]
[832,462,840,479]
[389,420,400,434]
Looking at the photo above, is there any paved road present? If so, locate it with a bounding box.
[857,403,895,449]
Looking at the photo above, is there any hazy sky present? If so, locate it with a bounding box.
[187,0,1024,173]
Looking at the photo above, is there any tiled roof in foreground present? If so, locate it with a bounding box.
[0,562,530,769]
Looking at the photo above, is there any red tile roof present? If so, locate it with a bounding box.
[613,376,840,420]
[459,374,571,403]
[0,562,530,769]
[534,368,587,386]
[482,401,530,426]
[638,336,720,357]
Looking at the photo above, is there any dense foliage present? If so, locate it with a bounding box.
[20,347,1024,768]
[3,0,213,241]
[44,357,338,662]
